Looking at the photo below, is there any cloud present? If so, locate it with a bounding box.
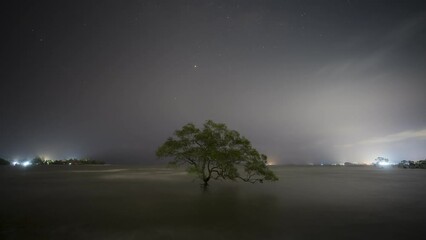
[342,128,426,148]
[314,12,426,81]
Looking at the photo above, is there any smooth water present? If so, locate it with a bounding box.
[1,165,425,239]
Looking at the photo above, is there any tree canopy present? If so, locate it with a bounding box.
[32,156,44,165]
[0,157,10,165]
[156,120,278,187]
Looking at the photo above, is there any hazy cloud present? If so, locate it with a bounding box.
[342,128,426,148]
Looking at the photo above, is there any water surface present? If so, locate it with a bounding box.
[1,165,425,239]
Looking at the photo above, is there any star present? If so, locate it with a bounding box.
[193,64,198,68]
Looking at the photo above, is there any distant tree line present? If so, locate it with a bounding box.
[371,157,426,169]
[0,156,105,166]
[32,156,105,165]
[373,157,389,166]
[397,159,426,169]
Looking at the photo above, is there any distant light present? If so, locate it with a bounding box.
[22,161,31,167]
[267,160,276,166]
[378,161,391,166]
[12,161,20,166]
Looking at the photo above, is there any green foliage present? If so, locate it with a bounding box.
[27,157,105,165]
[374,157,388,165]
[156,120,278,186]
[398,159,426,169]
[0,157,10,165]
[32,156,45,165]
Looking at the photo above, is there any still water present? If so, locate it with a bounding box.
[1,165,425,239]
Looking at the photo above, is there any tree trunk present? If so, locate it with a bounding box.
[203,177,210,186]
[201,177,210,191]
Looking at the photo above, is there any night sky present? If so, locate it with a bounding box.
[1,0,425,164]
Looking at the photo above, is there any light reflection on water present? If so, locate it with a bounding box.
[70,168,128,173]
[99,169,188,180]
